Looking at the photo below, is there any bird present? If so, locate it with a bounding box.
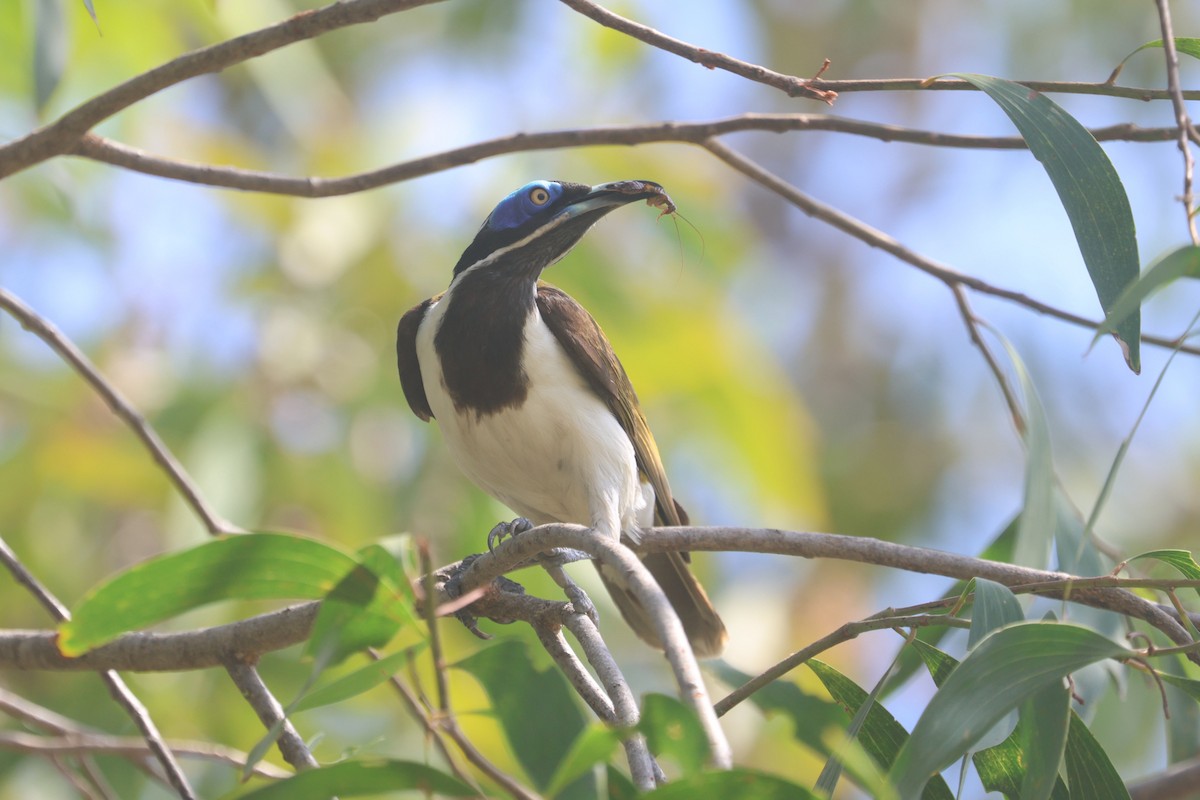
[395,179,727,658]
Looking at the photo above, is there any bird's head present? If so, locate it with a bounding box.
[451,179,670,279]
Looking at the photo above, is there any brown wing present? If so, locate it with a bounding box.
[396,295,441,422]
[536,283,682,525]
[538,282,726,657]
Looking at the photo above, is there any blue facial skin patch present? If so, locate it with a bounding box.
[484,181,563,231]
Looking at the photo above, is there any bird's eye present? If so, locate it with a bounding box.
[529,187,551,206]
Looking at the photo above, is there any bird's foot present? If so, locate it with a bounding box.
[440,554,525,640]
[487,516,533,551]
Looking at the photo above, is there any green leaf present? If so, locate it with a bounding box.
[304,545,414,666]
[993,333,1056,569]
[1108,38,1200,83]
[454,639,587,791]
[808,660,953,800]
[1017,680,1071,800]
[710,662,846,754]
[1093,246,1200,345]
[605,763,637,800]
[60,532,360,655]
[642,768,821,799]
[33,0,68,112]
[912,640,1071,799]
[1063,713,1132,800]
[890,622,1130,798]
[640,693,709,777]
[1128,548,1200,603]
[968,579,1024,650]
[1162,656,1200,766]
[293,648,420,713]
[231,758,474,799]
[544,724,623,798]
[953,73,1141,372]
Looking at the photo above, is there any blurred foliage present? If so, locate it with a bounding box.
[1,0,1200,798]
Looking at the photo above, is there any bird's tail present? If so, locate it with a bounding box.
[596,551,728,658]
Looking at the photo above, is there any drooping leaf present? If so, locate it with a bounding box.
[953,73,1141,372]
[454,639,587,791]
[968,579,1024,650]
[890,622,1130,798]
[1162,656,1200,766]
[710,662,846,754]
[1017,680,1071,800]
[912,640,1071,799]
[60,532,361,655]
[231,758,474,799]
[993,333,1056,570]
[640,693,709,777]
[1093,246,1200,346]
[808,660,953,800]
[33,0,68,112]
[1063,713,1132,800]
[642,768,820,799]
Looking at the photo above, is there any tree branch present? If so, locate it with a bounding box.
[67,119,1179,198]
[1153,0,1200,244]
[223,659,319,772]
[0,536,198,799]
[0,0,447,179]
[557,0,835,103]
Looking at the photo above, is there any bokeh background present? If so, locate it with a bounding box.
[2,1,1198,797]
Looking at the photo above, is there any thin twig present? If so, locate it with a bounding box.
[558,0,834,103]
[69,119,1180,197]
[1152,0,1200,244]
[809,76,1200,102]
[0,731,291,779]
[222,659,319,772]
[369,649,479,792]
[0,536,198,800]
[714,614,969,717]
[535,625,615,722]
[949,284,1026,435]
[0,288,237,536]
[700,138,1200,358]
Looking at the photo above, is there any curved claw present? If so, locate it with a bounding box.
[487,516,533,551]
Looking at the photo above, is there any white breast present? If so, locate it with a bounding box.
[416,294,653,540]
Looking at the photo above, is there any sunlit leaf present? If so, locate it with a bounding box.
[953,73,1141,372]
[232,758,474,798]
[454,639,587,791]
[890,622,1130,798]
[544,724,623,798]
[640,693,709,778]
[60,532,360,655]
[304,545,414,666]
[642,768,820,799]
[1093,246,1200,346]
